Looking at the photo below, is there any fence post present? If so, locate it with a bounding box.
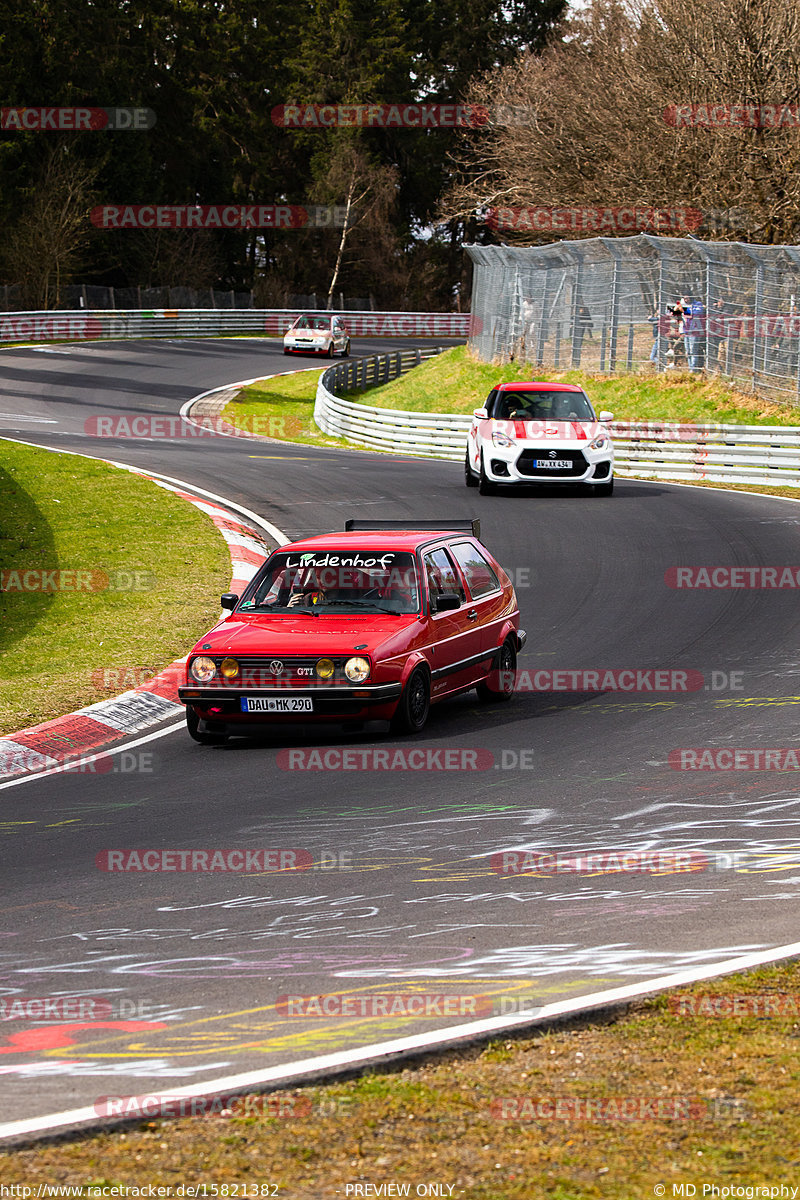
[553,322,560,368]
[600,324,607,372]
[626,322,634,370]
[752,263,763,388]
[608,257,620,372]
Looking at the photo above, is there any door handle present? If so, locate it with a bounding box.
[467,609,478,621]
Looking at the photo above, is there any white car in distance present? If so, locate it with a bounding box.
[283,314,351,357]
[465,381,615,496]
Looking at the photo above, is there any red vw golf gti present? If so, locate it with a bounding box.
[178,521,526,742]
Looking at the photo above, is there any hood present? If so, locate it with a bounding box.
[190,612,417,658]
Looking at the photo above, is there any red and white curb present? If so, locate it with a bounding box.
[0,455,284,785]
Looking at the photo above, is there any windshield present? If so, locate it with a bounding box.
[293,316,332,331]
[494,390,595,420]
[239,550,420,614]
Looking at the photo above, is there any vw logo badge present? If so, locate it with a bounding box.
[269,660,284,675]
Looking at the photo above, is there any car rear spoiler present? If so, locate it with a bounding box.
[345,519,481,540]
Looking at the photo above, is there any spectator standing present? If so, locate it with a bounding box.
[683,295,706,371]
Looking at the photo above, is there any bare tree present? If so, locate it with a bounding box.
[2,148,99,308]
[311,140,401,307]
[444,0,800,244]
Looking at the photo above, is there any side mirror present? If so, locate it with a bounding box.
[221,593,239,611]
[473,407,488,419]
[434,592,462,612]
[598,411,614,423]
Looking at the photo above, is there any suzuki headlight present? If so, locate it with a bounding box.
[492,430,516,447]
[589,434,609,450]
[190,656,216,682]
[344,657,370,682]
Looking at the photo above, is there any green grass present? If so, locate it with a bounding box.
[3,958,800,1194]
[342,345,800,424]
[0,441,232,734]
[222,365,354,450]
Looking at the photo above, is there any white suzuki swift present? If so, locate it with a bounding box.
[465,381,615,496]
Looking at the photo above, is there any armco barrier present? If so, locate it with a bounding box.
[315,348,472,458]
[0,309,473,344]
[315,352,800,483]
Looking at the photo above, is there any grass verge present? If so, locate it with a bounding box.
[222,366,354,450]
[2,958,799,1194]
[0,441,232,734]
[341,344,800,424]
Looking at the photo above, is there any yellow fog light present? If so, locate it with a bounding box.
[345,656,370,683]
[316,657,335,679]
[220,657,240,678]
[190,656,216,682]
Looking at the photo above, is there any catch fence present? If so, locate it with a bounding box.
[466,235,800,406]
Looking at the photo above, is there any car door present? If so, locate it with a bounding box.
[421,546,484,698]
[449,541,509,676]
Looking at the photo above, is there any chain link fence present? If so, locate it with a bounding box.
[466,234,800,406]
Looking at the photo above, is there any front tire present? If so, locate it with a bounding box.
[478,454,497,495]
[390,667,431,734]
[594,477,614,496]
[465,449,478,487]
[476,638,517,702]
[342,339,351,357]
[186,707,228,745]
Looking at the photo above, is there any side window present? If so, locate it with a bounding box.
[485,389,498,416]
[450,542,501,599]
[423,548,465,610]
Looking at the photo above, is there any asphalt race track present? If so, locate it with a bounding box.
[2,335,800,1138]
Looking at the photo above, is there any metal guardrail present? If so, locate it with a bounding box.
[315,351,800,483]
[315,348,473,458]
[0,309,473,344]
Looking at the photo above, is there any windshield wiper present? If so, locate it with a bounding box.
[322,599,407,614]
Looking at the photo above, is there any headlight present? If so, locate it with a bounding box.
[589,435,609,450]
[315,657,335,679]
[220,657,239,678]
[190,656,216,682]
[492,431,516,447]
[344,657,370,682]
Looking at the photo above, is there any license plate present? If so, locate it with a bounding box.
[535,460,571,469]
[241,697,313,713]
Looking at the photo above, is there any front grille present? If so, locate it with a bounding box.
[516,450,589,478]
[200,655,351,686]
